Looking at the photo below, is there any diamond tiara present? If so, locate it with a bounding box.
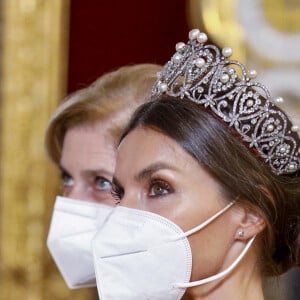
[151,29,300,175]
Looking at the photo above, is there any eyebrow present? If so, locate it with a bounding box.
[135,162,177,182]
[112,162,177,190]
[59,165,113,179]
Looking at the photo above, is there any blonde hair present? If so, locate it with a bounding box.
[45,63,161,164]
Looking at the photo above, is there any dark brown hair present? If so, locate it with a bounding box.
[120,96,300,276]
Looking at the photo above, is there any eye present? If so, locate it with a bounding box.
[149,180,172,197]
[61,171,74,187]
[111,183,124,204]
[95,176,112,191]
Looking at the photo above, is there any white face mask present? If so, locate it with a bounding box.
[92,202,255,300]
[47,196,113,289]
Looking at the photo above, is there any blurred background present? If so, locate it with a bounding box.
[0,1,299,299]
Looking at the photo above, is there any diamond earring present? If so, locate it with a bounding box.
[238,230,244,237]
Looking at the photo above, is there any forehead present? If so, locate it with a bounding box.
[119,126,179,154]
[61,122,116,167]
[64,122,114,146]
[116,126,199,176]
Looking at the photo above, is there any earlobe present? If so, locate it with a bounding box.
[235,206,266,240]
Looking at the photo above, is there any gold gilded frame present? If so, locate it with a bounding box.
[0,1,94,299]
[187,0,300,64]
[187,0,246,63]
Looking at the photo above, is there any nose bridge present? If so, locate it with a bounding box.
[119,190,140,210]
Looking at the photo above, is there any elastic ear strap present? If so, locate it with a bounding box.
[169,201,235,241]
[174,235,256,288]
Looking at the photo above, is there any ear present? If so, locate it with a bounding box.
[234,205,266,241]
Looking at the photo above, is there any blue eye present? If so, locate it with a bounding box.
[96,177,112,191]
[61,172,74,187]
[149,180,172,197]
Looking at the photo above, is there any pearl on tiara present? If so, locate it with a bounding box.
[248,69,257,79]
[173,53,182,64]
[267,124,274,132]
[197,32,208,43]
[275,97,284,104]
[158,82,168,93]
[220,73,230,83]
[189,29,200,41]
[195,58,205,68]
[246,99,254,107]
[222,47,233,57]
[176,42,185,52]
[151,29,300,175]
[288,163,297,171]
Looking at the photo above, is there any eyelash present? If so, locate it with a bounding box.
[60,171,73,186]
[111,185,124,204]
[110,178,173,205]
[148,179,173,197]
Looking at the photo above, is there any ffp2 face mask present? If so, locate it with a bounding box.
[47,196,113,289]
[92,202,255,300]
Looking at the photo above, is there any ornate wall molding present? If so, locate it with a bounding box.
[0,1,95,299]
[187,0,247,63]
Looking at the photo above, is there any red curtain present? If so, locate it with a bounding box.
[68,0,190,92]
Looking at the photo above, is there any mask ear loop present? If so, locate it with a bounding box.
[168,201,236,242]
[173,235,256,288]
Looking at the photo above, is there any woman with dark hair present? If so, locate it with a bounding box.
[92,30,300,300]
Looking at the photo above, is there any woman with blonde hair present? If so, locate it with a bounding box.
[46,63,161,289]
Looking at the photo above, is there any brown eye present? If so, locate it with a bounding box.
[149,180,172,197]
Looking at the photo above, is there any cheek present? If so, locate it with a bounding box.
[62,187,70,197]
[92,191,116,206]
[141,194,185,219]
[187,213,236,281]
